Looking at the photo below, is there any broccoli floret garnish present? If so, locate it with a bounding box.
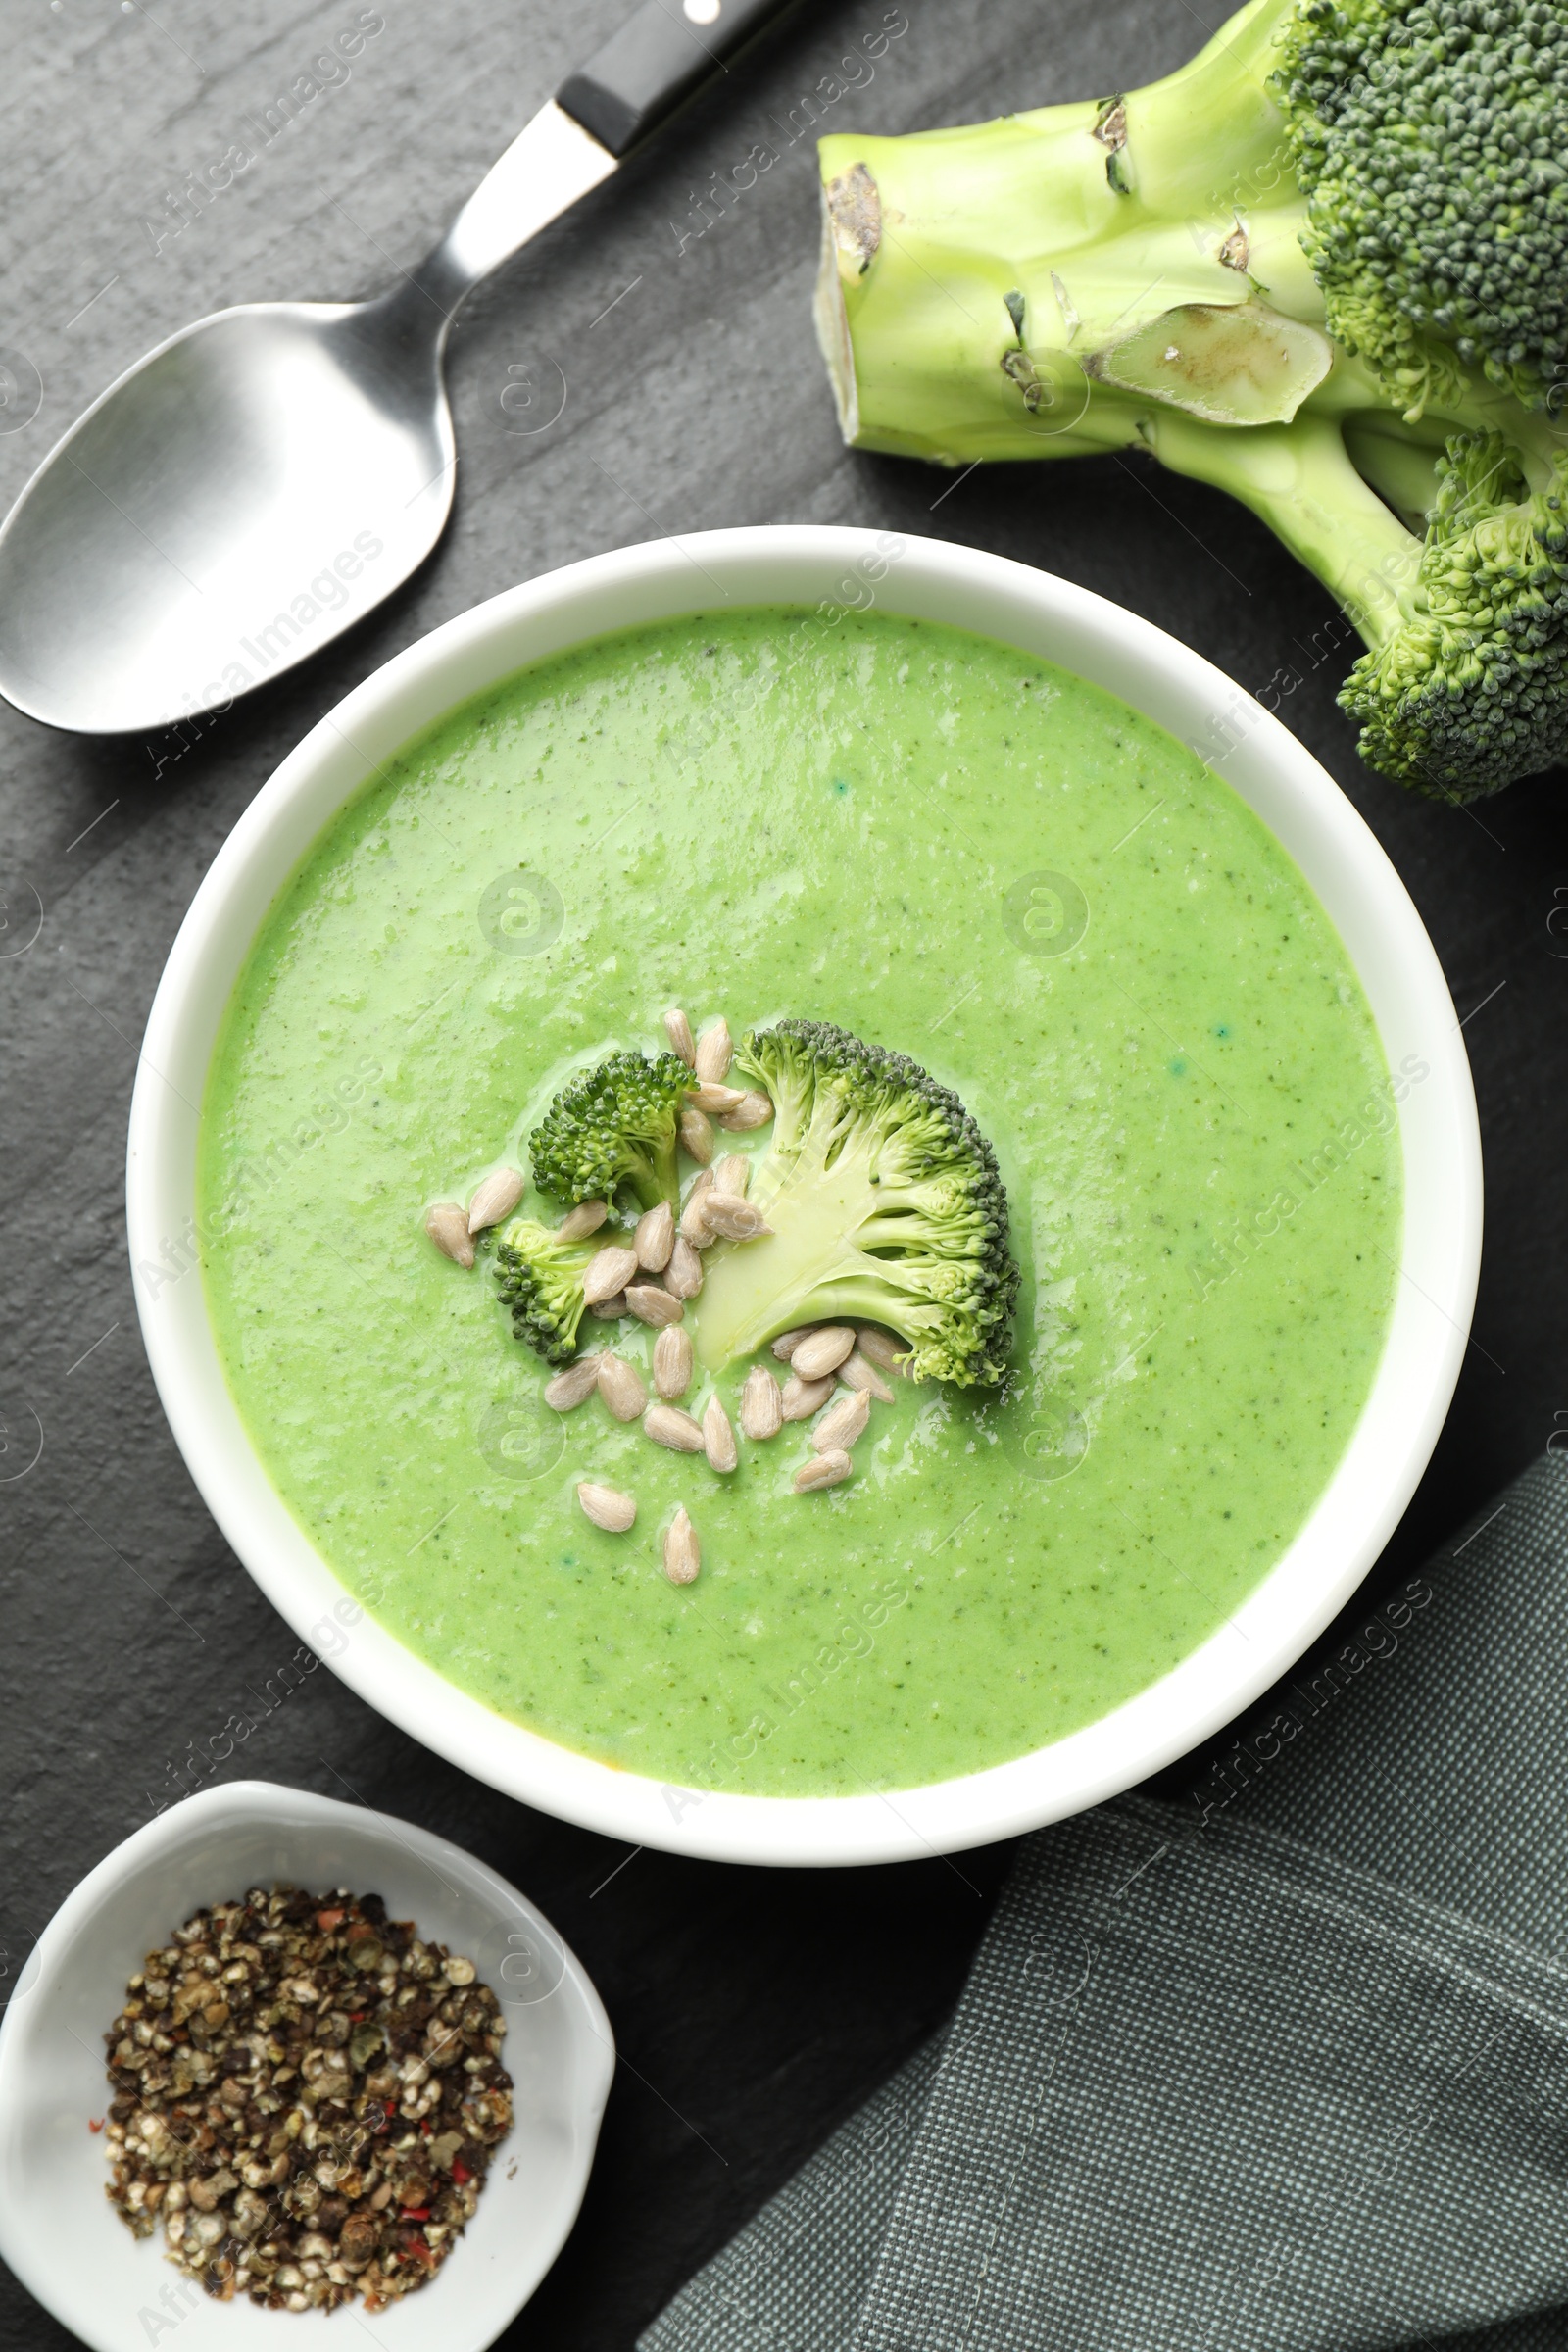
[814,0,1568,799]
[528,1049,688,1213]
[491,1218,600,1365]
[691,1020,1020,1388]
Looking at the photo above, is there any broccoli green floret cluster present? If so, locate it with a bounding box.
[693,1020,1019,1387]
[1280,0,1568,417]
[1345,430,1568,789]
[815,0,1568,800]
[489,1026,1021,1384]
[491,1219,600,1365]
[528,1049,688,1212]
[1148,407,1568,795]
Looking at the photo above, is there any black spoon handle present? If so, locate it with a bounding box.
[557,0,797,158]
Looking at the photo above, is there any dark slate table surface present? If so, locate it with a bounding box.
[1,0,1560,2342]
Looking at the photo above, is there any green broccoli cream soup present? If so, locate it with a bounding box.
[198,604,1401,1796]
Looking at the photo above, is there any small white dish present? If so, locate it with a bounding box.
[0,1780,613,2352]
[126,525,1482,1867]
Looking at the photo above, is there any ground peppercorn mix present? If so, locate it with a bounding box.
[101,1886,511,2311]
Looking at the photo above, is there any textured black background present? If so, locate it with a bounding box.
[1,0,1561,2343]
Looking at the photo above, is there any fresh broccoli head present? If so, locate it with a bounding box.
[691,1020,1020,1388]
[1344,431,1568,789]
[491,1218,600,1365]
[1279,0,1567,418]
[814,0,1568,799]
[528,1049,688,1213]
[1149,408,1568,795]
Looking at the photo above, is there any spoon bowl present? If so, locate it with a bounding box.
[0,0,801,737]
[0,291,453,736]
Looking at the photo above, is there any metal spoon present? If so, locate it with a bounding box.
[0,0,792,739]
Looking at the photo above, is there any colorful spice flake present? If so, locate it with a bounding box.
[101,1885,511,2312]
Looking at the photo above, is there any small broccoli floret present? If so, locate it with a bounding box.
[491,1218,600,1365]
[528,1050,688,1214]
[1341,431,1568,792]
[691,1020,1019,1388]
[1147,407,1568,798]
[814,0,1568,797]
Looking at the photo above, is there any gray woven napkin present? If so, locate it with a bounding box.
[642,1450,1568,2352]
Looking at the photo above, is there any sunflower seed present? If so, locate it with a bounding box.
[771,1326,816,1362]
[694,1019,733,1083]
[855,1326,910,1374]
[700,1195,771,1242]
[626,1284,684,1328]
[718,1092,772,1132]
[544,1356,602,1410]
[679,1105,714,1164]
[664,1008,697,1066]
[645,1404,706,1453]
[664,1236,705,1298]
[781,1372,836,1422]
[795,1449,853,1493]
[425,1204,475,1269]
[663,1505,701,1584]
[813,1386,870,1453]
[558,1200,610,1243]
[679,1172,716,1245]
[466,1167,524,1235]
[654,1326,694,1399]
[703,1394,738,1472]
[839,1349,896,1404]
[596,1353,647,1421]
[590,1293,627,1319]
[739,1364,783,1440]
[791,1326,856,1381]
[584,1244,639,1303]
[688,1081,744,1115]
[578,1482,637,1533]
[634,1200,675,1272]
[712,1154,750,1198]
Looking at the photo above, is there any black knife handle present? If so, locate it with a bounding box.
[557,0,795,158]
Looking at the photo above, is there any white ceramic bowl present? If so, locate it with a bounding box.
[0,1781,613,2352]
[126,526,1482,1867]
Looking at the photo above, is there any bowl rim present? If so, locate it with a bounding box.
[125,523,1482,1867]
[0,1777,615,2351]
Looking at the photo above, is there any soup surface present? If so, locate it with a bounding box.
[198,606,1401,1794]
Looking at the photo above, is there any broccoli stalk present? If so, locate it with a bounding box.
[691,1021,1019,1388]
[528,1049,688,1213]
[491,1218,601,1365]
[815,0,1333,461]
[814,0,1568,799]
